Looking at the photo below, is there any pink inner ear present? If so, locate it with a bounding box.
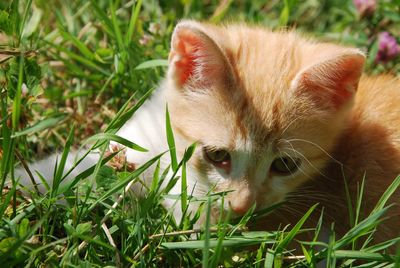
[332,58,363,105]
[298,55,364,108]
[172,29,205,86]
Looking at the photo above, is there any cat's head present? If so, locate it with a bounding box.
[166,21,365,216]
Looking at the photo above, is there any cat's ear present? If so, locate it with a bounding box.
[168,20,232,90]
[292,50,365,108]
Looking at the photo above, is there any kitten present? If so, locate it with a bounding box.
[16,21,400,241]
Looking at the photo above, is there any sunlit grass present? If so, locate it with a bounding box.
[0,0,399,266]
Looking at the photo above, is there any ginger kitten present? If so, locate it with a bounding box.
[17,20,400,243]
[160,20,400,240]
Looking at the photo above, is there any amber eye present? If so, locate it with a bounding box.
[271,157,301,175]
[203,147,231,165]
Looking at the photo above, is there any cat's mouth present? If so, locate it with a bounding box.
[208,192,256,219]
[209,189,287,220]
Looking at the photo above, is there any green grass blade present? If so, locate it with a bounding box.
[11,114,66,138]
[89,0,114,36]
[343,172,355,227]
[59,30,95,60]
[0,182,16,220]
[45,41,110,75]
[135,59,169,70]
[210,198,231,268]
[165,106,177,171]
[372,175,400,213]
[335,207,390,249]
[86,133,147,152]
[11,55,24,130]
[353,175,366,250]
[180,160,188,214]
[150,159,161,193]
[18,0,33,41]
[183,143,197,162]
[301,244,312,266]
[264,249,275,268]
[106,87,154,132]
[46,50,86,76]
[35,171,51,192]
[109,1,124,51]
[94,72,115,102]
[162,237,275,249]
[327,223,336,267]
[163,143,196,194]
[365,238,400,253]
[51,125,75,197]
[0,96,12,191]
[155,164,171,194]
[126,0,142,46]
[21,6,42,39]
[202,196,212,268]
[275,203,318,253]
[355,175,366,226]
[395,245,400,268]
[332,250,395,262]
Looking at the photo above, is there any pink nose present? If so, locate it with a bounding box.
[225,181,256,215]
[229,191,255,215]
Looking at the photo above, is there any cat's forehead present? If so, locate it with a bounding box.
[211,28,315,138]
[219,29,300,79]
[226,91,292,148]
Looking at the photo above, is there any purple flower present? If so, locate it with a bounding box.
[376,32,400,63]
[353,0,376,18]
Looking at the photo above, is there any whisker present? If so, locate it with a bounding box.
[279,139,341,183]
[280,115,307,136]
[279,205,308,219]
[283,138,342,166]
[284,148,331,181]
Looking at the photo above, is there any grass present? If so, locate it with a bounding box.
[1,0,400,267]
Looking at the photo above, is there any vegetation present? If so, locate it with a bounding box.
[0,0,399,267]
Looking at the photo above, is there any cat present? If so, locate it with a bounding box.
[16,20,400,243]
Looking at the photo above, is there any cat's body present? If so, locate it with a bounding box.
[317,75,400,240]
[16,21,399,242]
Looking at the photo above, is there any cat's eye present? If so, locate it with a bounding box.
[271,157,301,175]
[203,148,231,166]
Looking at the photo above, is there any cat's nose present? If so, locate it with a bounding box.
[228,188,255,215]
[229,201,253,215]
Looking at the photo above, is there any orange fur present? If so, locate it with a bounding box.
[166,21,399,243]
